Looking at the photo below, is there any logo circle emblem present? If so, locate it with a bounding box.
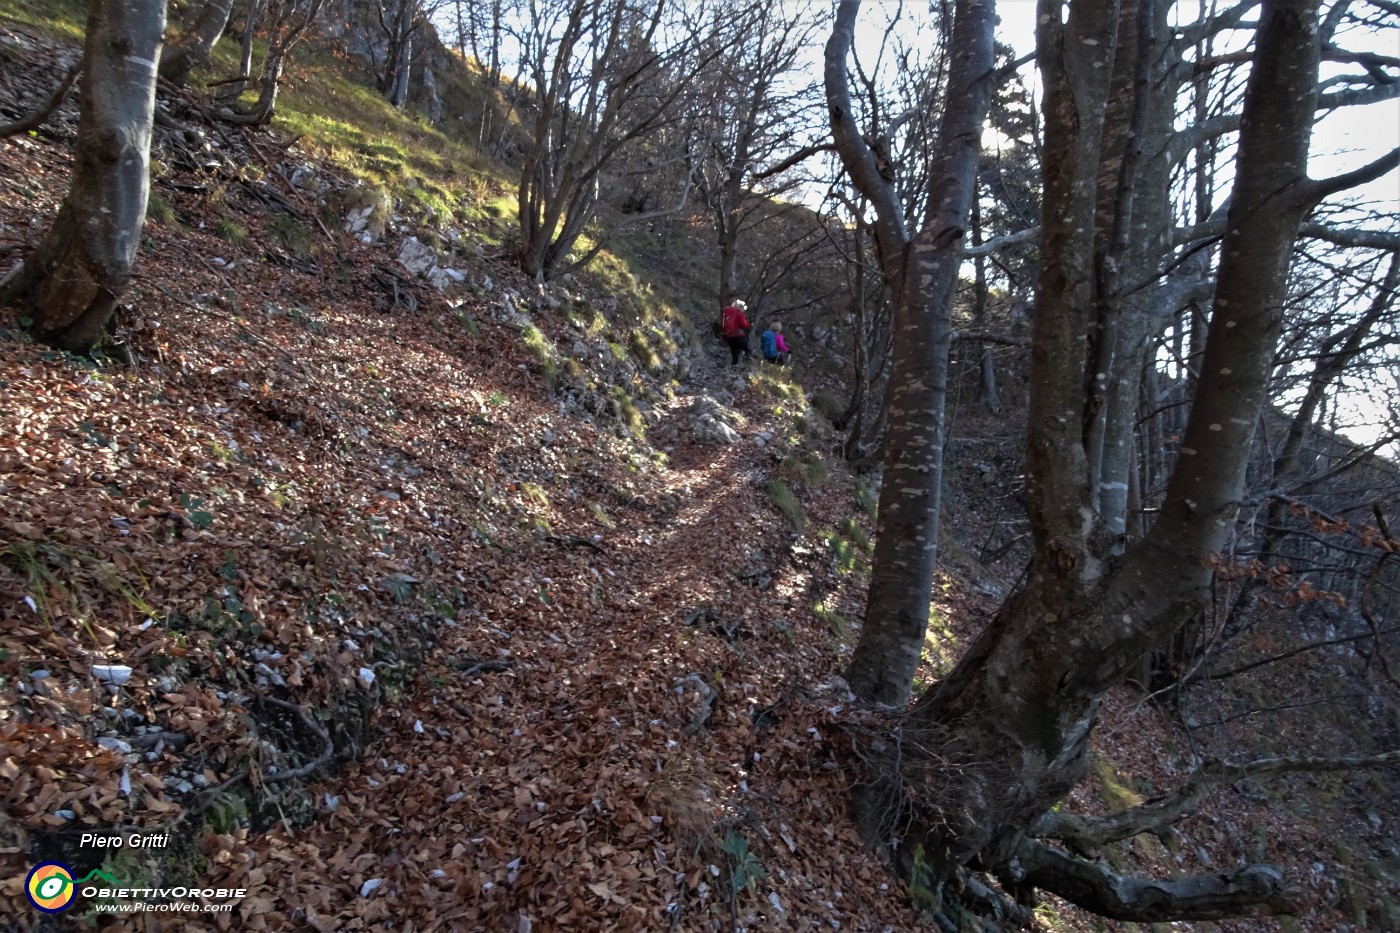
[25,862,76,913]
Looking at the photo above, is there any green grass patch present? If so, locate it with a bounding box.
[561,297,603,334]
[810,391,845,426]
[921,606,961,678]
[751,368,806,405]
[853,480,878,518]
[765,479,806,531]
[214,217,248,246]
[0,0,85,38]
[1092,755,1146,813]
[803,452,830,488]
[627,328,661,371]
[266,215,315,258]
[519,482,549,508]
[587,501,615,528]
[823,517,870,575]
[520,322,561,389]
[147,192,178,226]
[839,516,871,552]
[610,386,644,435]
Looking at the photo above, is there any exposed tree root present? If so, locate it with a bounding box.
[1012,838,1295,921]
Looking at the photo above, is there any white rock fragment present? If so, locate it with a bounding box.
[92,664,133,686]
[359,878,383,897]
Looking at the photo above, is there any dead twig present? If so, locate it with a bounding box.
[147,279,303,368]
[461,658,515,677]
[0,62,80,139]
[242,131,338,245]
[254,695,334,783]
[545,533,603,553]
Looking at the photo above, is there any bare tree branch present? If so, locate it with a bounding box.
[1303,146,1400,203]
[0,63,80,139]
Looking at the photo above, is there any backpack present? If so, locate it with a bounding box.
[720,305,747,338]
[711,319,725,341]
[760,329,778,358]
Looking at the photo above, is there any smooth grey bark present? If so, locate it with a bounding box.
[882,0,1341,920]
[1084,0,1175,544]
[378,0,417,107]
[830,0,998,706]
[969,189,1002,413]
[214,0,262,103]
[159,0,236,86]
[1,0,165,354]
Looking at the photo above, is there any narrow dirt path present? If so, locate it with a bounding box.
[195,362,911,932]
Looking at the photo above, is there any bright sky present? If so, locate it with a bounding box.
[989,0,1400,207]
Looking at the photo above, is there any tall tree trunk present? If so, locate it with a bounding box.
[389,33,412,108]
[2,0,165,354]
[159,0,235,86]
[830,0,998,706]
[215,0,262,103]
[888,0,1332,919]
[970,193,1002,413]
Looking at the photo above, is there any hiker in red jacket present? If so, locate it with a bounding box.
[720,299,751,366]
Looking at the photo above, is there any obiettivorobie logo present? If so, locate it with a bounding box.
[23,861,245,915]
[26,862,85,913]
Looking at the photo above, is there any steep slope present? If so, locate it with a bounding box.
[3,7,1397,933]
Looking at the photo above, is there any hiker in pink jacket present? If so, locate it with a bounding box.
[760,321,790,365]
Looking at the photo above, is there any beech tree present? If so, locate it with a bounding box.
[826,0,998,705]
[159,0,236,86]
[846,0,1400,921]
[0,0,165,354]
[214,0,326,126]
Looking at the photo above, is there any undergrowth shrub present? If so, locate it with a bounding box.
[267,215,315,258]
[810,391,845,425]
[214,217,248,246]
[766,479,805,531]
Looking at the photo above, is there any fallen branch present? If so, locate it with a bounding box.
[544,533,603,553]
[461,658,514,677]
[253,695,334,784]
[242,131,338,244]
[0,63,80,139]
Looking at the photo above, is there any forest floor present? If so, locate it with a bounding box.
[2,14,1398,933]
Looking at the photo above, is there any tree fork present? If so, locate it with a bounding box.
[2,0,166,354]
[873,0,1337,920]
